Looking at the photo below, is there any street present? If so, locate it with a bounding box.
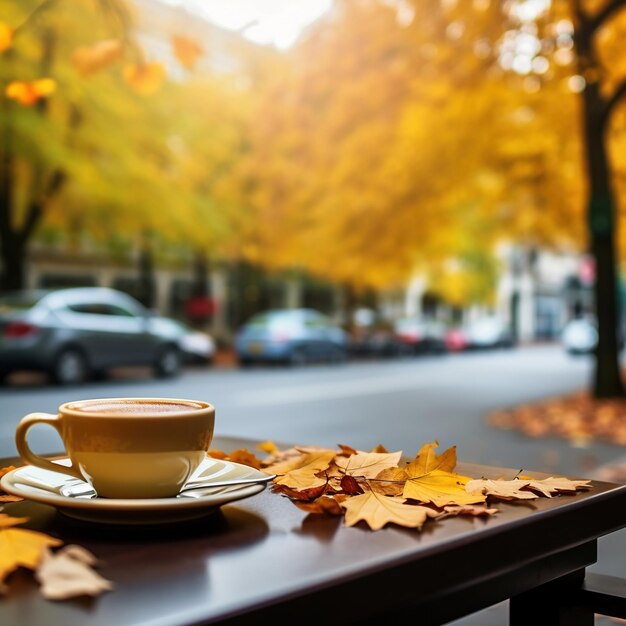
[2,343,626,626]
[0,343,617,475]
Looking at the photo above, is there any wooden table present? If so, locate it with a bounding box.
[1,435,626,626]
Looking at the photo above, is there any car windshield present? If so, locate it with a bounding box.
[247,311,303,327]
[0,291,48,313]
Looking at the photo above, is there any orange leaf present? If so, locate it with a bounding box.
[0,22,12,53]
[0,515,62,584]
[256,440,279,455]
[71,39,122,76]
[228,448,263,469]
[294,495,344,515]
[408,441,457,474]
[171,34,203,69]
[122,63,164,95]
[206,449,228,460]
[5,78,56,106]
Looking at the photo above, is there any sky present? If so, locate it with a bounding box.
[160,0,334,49]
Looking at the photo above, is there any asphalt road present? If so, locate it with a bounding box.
[1,344,625,624]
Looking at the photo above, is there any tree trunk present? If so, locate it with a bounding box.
[0,229,26,292]
[580,72,625,398]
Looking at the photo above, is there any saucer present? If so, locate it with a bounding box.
[0,457,272,525]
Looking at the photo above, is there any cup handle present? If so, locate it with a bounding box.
[15,412,83,481]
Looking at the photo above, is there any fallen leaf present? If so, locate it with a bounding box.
[370,466,407,496]
[256,440,279,455]
[370,444,389,453]
[437,504,500,519]
[340,475,364,495]
[337,444,358,456]
[271,483,329,501]
[272,450,336,489]
[466,479,538,500]
[0,514,62,586]
[524,477,592,497]
[293,495,344,515]
[409,441,457,474]
[206,449,228,460]
[335,450,402,478]
[341,492,440,530]
[227,449,263,469]
[36,546,113,600]
[403,469,486,507]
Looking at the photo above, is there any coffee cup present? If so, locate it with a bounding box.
[15,397,215,499]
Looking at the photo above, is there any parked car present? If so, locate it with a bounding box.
[463,315,516,350]
[561,316,598,355]
[444,326,469,352]
[234,308,348,366]
[0,287,192,384]
[170,321,216,365]
[392,318,447,355]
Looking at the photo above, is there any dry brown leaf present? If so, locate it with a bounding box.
[524,477,593,497]
[437,504,500,519]
[370,444,389,453]
[403,469,486,507]
[272,450,336,489]
[466,479,538,500]
[335,450,402,478]
[227,449,263,469]
[36,546,113,600]
[0,514,63,586]
[340,475,364,495]
[293,495,344,515]
[271,483,328,501]
[206,449,228,460]
[337,444,358,456]
[341,492,440,530]
[0,495,23,503]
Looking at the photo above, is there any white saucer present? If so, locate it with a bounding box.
[0,457,272,525]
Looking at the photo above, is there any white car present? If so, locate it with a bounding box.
[561,318,597,355]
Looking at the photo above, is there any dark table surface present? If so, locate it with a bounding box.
[2,435,626,626]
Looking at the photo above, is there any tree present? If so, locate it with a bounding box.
[570,0,626,397]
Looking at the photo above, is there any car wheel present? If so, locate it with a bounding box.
[51,348,90,385]
[154,345,182,378]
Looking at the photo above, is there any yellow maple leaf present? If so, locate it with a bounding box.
[256,440,279,455]
[122,62,164,95]
[371,465,408,496]
[334,450,402,478]
[341,492,439,530]
[0,21,12,53]
[409,440,457,474]
[272,450,336,489]
[403,469,485,507]
[71,39,123,77]
[5,78,56,106]
[171,34,203,69]
[0,514,62,584]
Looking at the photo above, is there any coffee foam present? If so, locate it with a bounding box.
[68,400,205,416]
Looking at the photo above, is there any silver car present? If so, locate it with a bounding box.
[234,308,348,366]
[0,287,188,385]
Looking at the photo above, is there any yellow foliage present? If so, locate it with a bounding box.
[171,34,203,69]
[0,21,12,52]
[5,78,56,105]
[122,62,165,95]
[71,39,123,77]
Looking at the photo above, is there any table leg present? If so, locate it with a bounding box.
[510,569,594,626]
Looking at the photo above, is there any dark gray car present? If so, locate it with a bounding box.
[0,287,187,385]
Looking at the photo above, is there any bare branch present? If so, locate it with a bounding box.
[601,79,626,130]
[590,0,626,33]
